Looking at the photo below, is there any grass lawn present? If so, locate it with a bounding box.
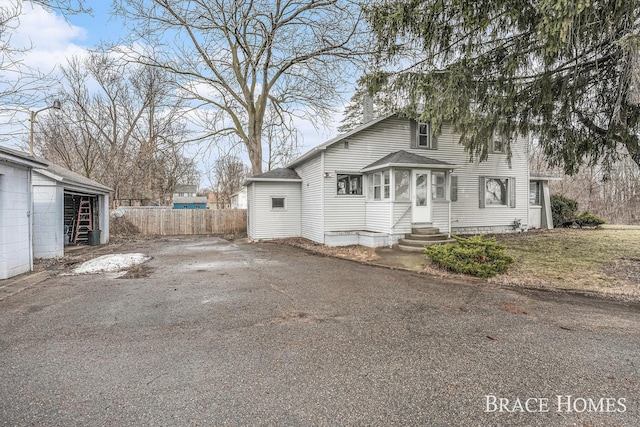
[493,225,640,300]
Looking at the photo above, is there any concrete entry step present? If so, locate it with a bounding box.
[396,244,426,253]
[404,233,450,241]
[411,227,440,235]
[398,238,457,248]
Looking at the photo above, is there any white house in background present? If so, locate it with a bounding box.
[32,160,112,258]
[231,187,248,209]
[0,147,47,279]
[245,114,554,249]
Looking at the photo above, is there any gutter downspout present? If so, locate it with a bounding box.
[320,152,325,243]
[28,168,33,272]
[448,199,452,238]
[447,170,452,238]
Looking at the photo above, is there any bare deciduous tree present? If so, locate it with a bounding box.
[211,156,250,209]
[115,0,365,175]
[35,51,199,206]
[529,139,640,224]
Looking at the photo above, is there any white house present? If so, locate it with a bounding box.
[0,147,47,279]
[231,187,248,209]
[245,114,554,249]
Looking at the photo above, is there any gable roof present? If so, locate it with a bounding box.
[35,160,112,194]
[245,167,302,183]
[361,150,458,172]
[287,113,396,168]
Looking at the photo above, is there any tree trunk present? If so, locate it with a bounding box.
[247,110,264,175]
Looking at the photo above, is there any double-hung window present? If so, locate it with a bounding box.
[411,121,437,149]
[368,170,390,200]
[418,122,435,149]
[491,136,508,154]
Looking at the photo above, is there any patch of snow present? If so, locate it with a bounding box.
[73,253,150,275]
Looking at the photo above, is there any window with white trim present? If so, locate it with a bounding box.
[480,177,516,208]
[530,181,540,205]
[368,170,390,200]
[337,174,362,195]
[491,136,508,154]
[418,122,434,148]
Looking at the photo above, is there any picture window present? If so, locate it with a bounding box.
[336,174,362,195]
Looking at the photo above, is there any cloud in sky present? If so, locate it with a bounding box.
[12,3,88,74]
[3,1,350,175]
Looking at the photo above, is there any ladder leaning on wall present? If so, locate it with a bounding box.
[74,198,93,244]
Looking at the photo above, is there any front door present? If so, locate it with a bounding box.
[411,170,431,223]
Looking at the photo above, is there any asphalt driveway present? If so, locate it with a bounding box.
[0,236,638,426]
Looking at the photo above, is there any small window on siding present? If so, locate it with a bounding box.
[337,174,362,195]
[272,197,285,209]
[432,172,446,200]
[450,176,458,202]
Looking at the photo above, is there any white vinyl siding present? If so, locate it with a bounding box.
[432,202,450,234]
[391,202,412,233]
[247,184,255,238]
[323,118,408,233]
[320,116,529,234]
[296,157,324,243]
[0,163,31,279]
[365,202,391,233]
[32,182,64,258]
[248,181,301,239]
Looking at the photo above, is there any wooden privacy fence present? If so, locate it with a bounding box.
[111,207,246,236]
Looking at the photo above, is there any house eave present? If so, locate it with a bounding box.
[245,178,303,184]
[530,174,562,181]
[287,113,396,169]
[360,163,462,173]
[34,169,112,194]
